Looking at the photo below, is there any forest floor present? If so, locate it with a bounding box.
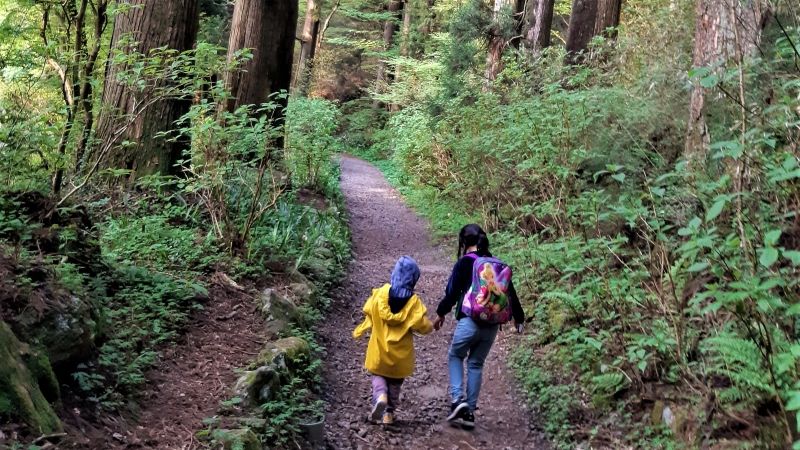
[60,282,266,449]
[319,155,550,450]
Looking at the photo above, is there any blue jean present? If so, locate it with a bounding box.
[447,317,499,412]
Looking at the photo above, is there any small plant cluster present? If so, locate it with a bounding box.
[347,2,800,448]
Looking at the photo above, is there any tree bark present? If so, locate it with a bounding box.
[296,0,322,96]
[317,0,341,56]
[225,0,298,113]
[376,0,403,86]
[74,0,108,174]
[594,0,622,38]
[52,0,87,193]
[684,0,767,166]
[484,0,514,82]
[95,0,199,179]
[418,0,436,39]
[523,0,555,54]
[401,0,412,57]
[565,0,599,64]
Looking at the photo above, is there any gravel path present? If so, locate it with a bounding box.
[320,155,550,449]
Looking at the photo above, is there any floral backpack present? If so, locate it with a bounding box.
[459,254,513,324]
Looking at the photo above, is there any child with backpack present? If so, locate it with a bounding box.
[353,256,434,425]
[433,224,525,429]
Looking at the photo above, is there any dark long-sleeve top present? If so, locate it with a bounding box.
[435,250,525,325]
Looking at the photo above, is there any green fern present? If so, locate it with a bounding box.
[701,331,775,405]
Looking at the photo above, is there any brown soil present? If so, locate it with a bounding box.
[60,281,265,450]
[320,156,550,449]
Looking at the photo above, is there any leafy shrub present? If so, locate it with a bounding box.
[285,97,342,194]
[362,3,800,447]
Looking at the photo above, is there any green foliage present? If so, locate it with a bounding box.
[357,1,800,447]
[72,265,205,407]
[285,97,342,193]
[510,342,576,447]
[259,350,325,445]
[101,208,220,276]
[248,200,349,284]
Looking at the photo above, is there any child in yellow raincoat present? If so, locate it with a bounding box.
[353,256,433,425]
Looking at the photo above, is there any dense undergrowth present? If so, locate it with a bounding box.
[0,68,349,447]
[345,1,800,447]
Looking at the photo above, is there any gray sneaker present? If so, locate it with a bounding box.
[370,393,388,422]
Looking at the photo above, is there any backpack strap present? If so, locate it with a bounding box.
[453,253,479,319]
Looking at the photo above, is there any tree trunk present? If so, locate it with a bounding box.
[565,0,599,64]
[296,0,322,96]
[418,0,436,39]
[74,0,108,174]
[523,0,555,55]
[225,0,298,113]
[317,0,341,56]
[401,0,412,57]
[594,0,622,38]
[684,0,767,166]
[94,0,199,179]
[51,0,87,193]
[376,0,403,86]
[484,0,514,83]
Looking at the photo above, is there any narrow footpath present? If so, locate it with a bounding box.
[319,155,550,449]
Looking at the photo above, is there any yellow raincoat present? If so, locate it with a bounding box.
[352,284,433,378]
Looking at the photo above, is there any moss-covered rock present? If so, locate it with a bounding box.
[259,288,299,337]
[299,256,334,283]
[256,337,310,367]
[10,292,99,371]
[21,343,60,403]
[234,365,282,406]
[0,321,62,434]
[235,337,310,406]
[288,282,314,306]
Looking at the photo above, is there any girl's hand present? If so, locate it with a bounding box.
[433,315,445,331]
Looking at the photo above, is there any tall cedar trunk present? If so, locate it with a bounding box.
[685,0,766,165]
[401,0,411,56]
[225,0,298,114]
[376,0,403,86]
[485,0,514,82]
[565,0,599,63]
[95,0,199,179]
[524,0,555,54]
[297,0,321,96]
[594,0,622,38]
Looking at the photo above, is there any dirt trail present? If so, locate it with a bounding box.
[320,156,549,449]
[61,283,265,449]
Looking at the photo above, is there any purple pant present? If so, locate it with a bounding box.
[371,375,403,412]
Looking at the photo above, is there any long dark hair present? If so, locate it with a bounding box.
[457,224,489,258]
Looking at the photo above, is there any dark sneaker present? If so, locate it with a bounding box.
[459,409,475,429]
[447,401,469,422]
